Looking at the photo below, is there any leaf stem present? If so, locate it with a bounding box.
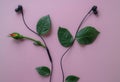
[23,36,36,42]
[23,36,45,48]
[60,8,94,82]
[21,11,53,82]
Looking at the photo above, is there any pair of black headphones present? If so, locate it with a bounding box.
[14,5,99,82]
[15,5,98,15]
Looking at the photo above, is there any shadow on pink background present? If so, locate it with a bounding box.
[0,0,120,82]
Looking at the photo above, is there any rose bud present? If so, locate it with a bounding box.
[9,32,24,39]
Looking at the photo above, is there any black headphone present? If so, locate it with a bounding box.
[15,5,23,13]
[91,6,98,15]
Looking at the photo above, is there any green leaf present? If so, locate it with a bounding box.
[58,27,73,47]
[36,66,51,77]
[65,75,80,82]
[76,26,100,45]
[33,41,45,48]
[36,15,51,35]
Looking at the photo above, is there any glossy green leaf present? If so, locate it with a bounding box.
[65,75,80,82]
[36,66,51,76]
[58,27,73,47]
[76,26,100,45]
[36,15,51,35]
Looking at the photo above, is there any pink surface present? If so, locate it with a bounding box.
[1,0,120,82]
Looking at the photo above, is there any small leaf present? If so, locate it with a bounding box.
[36,15,51,35]
[36,66,51,77]
[76,26,100,45]
[65,75,80,82]
[33,41,45,48]
[58,27,73,47]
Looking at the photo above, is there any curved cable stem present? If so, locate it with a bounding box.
[60,9,93,82]
[75,9,92,37]
[21,12,53,82]
[60,46,72,82]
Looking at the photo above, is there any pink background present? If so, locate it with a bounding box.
[1,0,120,82]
